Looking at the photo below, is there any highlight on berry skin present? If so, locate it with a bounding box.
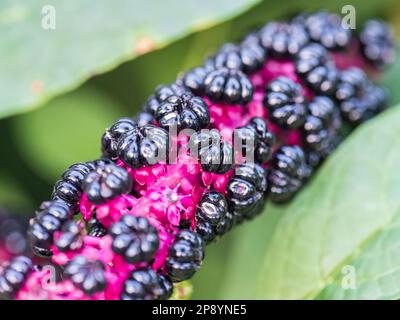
[0,4,397,302]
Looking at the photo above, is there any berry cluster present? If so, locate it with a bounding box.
[1,11,394,300]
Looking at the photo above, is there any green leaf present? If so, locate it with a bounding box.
[170,281,193,300]
[0,0,259,119]
[255,106,400,299]
[10,85,124,183]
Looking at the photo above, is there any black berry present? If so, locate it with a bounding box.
[264,76,307,129]
[259,21,309,57]
[28,200,75,257]
[300,12,352,50]
[295,43,339,95]
[110,215,159,264]
[83,163,132,204]
[55,220,82,252]
[101,118,137,160]
[87,216,107,237]
[165,230,205,282]
[335,67,387,125]
[268,146,311,203]
[0,256,32,300]
[235,117,275,163]
[195,191,229,243]
[121,268,171,300]
[359,19,395,68]
[117,124,169,168]
[302,96,342,161]
[227,163,267,222]
[189,130,234,174]
[144,83,187,115]
[203,68,253,105]
[64,255,106,295]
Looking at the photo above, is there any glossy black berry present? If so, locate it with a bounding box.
[196,191,229,243]
[144,83,187,115]
[64,255,106,295]
[259,21,309,57]
[295,43,339,95]
[165,230,205,282]
[227,163,267,222]
[87,216,107,237]
[83,164,132,205]
[359,19,395,68]
[303,96,342,160]
[181,64,213,96]
[101,118,137,160]
[209,35,266,73]
[189,130,234,174]
[28,200,75,257]
[110,215,159,264]
[121,268,171,300]
[153,93,210,131]
[268,146,312,203]
[264,76,307,129]
[335,67,387,125]
[54,220,82,252]
[235,117,275,163]
[0,256,32,300]
[203,68,253,104]
[299,12,352,50]
[117,124,169,168]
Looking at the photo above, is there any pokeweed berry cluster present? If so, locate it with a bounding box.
[0,12,395,300]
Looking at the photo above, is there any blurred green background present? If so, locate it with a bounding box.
[1,0,400,299]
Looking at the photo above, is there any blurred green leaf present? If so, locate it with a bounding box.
[170,281,194,300]
[11,85,123,183]
[253,106,400,299]
[0,0,260,119]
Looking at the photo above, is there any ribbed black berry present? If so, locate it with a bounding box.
[359,19,395,68]
[87,216,107,237]
[195,191,229,243]
[295,43,339,95]
[64,255,106,295]
[51,161,99,212]
[227,163,267,222]
[82,163,132,205]
[268,146,312,203]
[189,130,234,174]
[154,93,210,131]
[181,64,214,96]
[235,117,275,163]
[299,12,352,50]
[28,199,75,257]
[205,68,254,104]
[335,67,387,125]
[302,96,342,161]
[165,230,205,282]
[144,83,187,115]
[0,211,28,256]
[110,215,159,264]
[54,220,82,252]
[0,256,32,300]
[121,268,172,300]
[209,34,266,73]
[117,124,169,168]
[264,76,307,129]
[101,118,137,160]
[259,21,309,57]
